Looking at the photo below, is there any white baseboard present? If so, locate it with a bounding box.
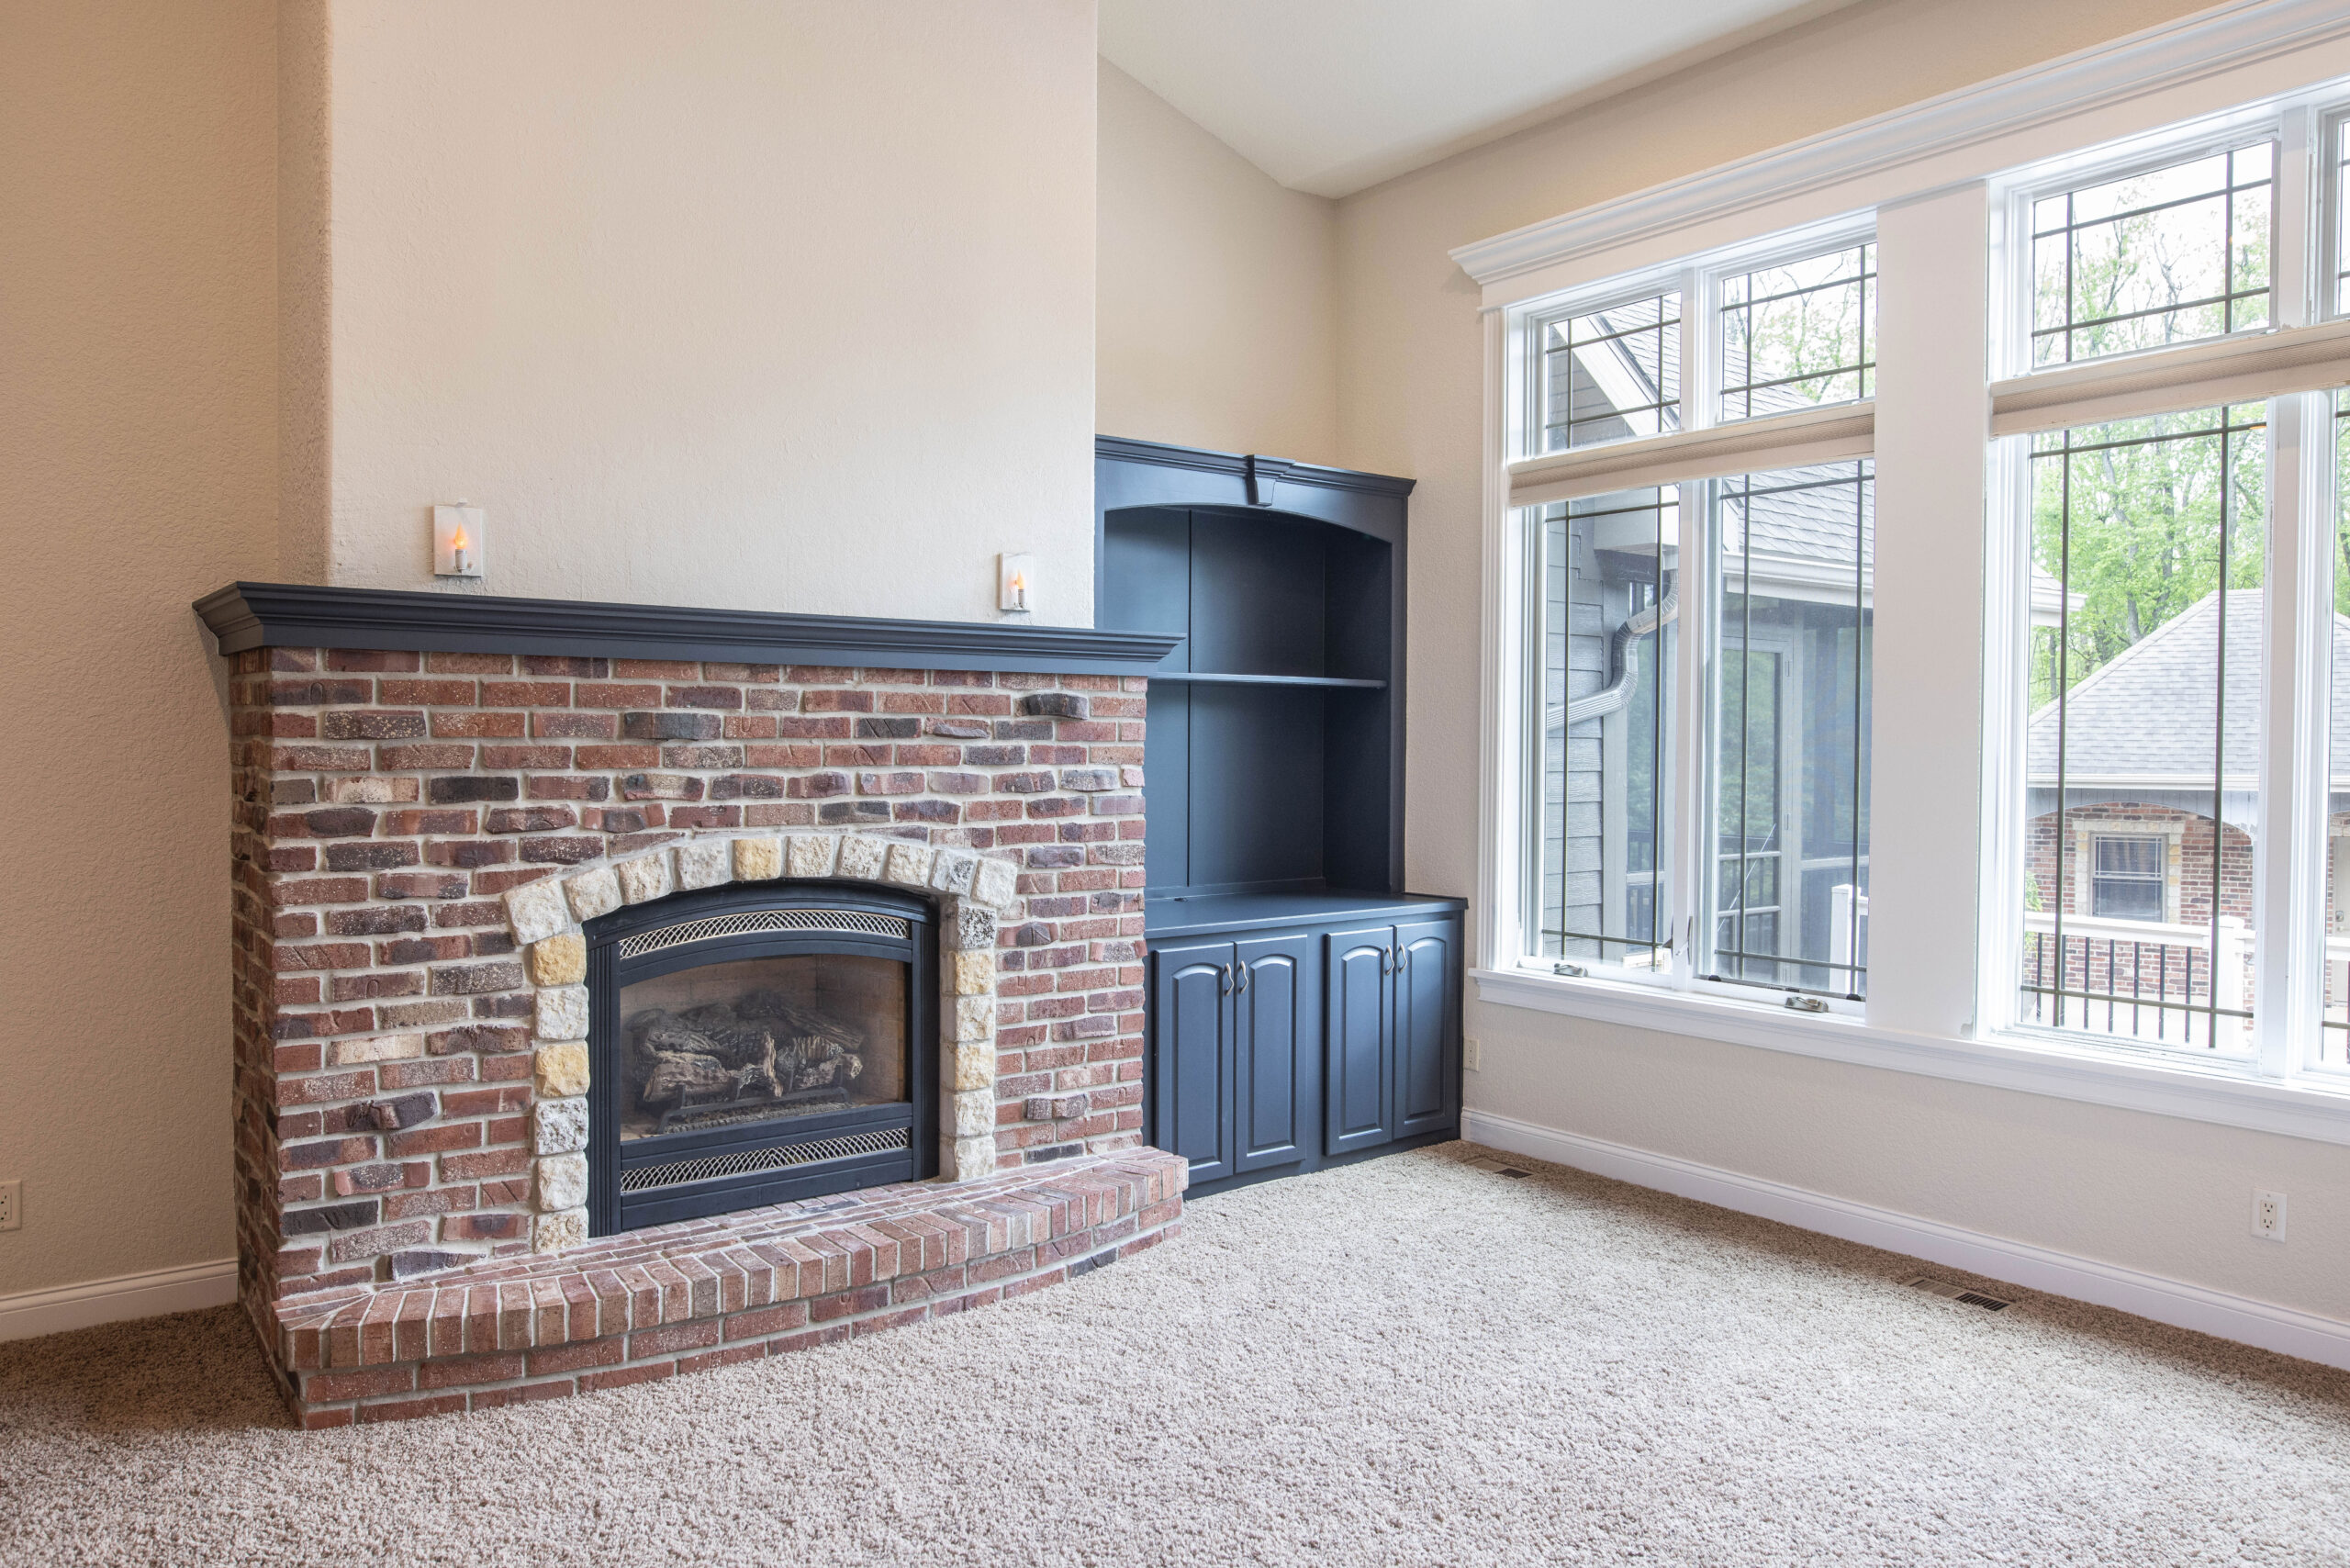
[0,1259,238,1344]
[1462,1108,2350,1374]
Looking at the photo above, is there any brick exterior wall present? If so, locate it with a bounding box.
[2024,803,2254,927]
[2021,803,2255,1020]
[228,648,1154,1371]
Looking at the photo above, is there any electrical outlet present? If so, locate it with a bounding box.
[0,1181,18,1231]
[1464,1037,1483,1072]
[2254,1189,2287,1241]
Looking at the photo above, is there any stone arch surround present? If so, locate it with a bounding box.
[501,831,1022,1254]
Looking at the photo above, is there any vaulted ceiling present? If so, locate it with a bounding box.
[1099,0,1864,197]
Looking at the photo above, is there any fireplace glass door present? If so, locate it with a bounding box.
[588,885,937,1233]
[618,954,907,1140]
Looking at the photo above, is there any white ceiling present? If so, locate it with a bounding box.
[1100,0,1864,198]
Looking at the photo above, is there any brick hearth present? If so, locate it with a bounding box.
[222,642,1169,1422]
[274,1149,1185,1426]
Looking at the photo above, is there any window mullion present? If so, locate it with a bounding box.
[2258,390,2334,1075]
[1670,477,1709,990]
[2277,106,2316,330]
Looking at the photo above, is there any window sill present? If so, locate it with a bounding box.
[1472,964,2350,1148]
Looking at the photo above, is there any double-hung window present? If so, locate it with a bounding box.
[1517,230,1877,1008]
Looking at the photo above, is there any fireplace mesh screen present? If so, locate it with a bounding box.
[616,908,912,961]
[617,1125,914,1193]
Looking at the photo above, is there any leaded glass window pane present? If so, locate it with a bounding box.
[1537,292,1682,453]
[1710,463,1873,997]
[1533,489,1678,969]
[1718,244,1874,422]
[2021,404,2266,1050]
[2031,143,2272,367]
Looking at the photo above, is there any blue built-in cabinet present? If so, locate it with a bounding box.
[1097,439,1465,1198]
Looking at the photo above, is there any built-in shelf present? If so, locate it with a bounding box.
[1098,439,1414,899]
[1146,672,1389,689]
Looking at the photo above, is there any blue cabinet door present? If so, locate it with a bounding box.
[1324,925,1394,1156]
[1234,933,1317,1174]
[1152,940,1236,1184]
[1393,916,1460,1138]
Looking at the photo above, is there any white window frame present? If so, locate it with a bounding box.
[1464,4,2350,1149]
[1514,221,1877,1018]
[1979,96,2350,1083]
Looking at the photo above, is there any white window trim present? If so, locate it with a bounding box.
[1467,0,2350,1148]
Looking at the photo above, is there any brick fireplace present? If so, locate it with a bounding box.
[198,584,1188,1425]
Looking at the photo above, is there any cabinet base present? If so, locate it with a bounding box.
[1174,1126,1462,1202]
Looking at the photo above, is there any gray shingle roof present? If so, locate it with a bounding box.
[2024,591,2350,782]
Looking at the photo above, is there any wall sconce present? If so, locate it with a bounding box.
[433,503,486,578]
[998,553,1035,614]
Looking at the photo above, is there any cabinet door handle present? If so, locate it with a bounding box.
[1234,963,1250,995]
[1218,963,1233,995]
[1393,943,1408,973]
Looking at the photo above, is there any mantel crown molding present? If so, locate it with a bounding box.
[192,582,1184,675]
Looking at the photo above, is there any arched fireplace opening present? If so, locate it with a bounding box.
[586,881,939,1234]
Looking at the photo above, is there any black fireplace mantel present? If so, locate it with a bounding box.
[193,581,1184,676]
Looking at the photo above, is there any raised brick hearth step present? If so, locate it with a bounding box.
[267,1149,1184,1427]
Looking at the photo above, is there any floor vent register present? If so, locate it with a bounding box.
[1905,1275,2014,1312]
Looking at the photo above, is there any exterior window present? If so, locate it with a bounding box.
[1536,488,1677,969]
[2336,120,2350,316]
[2091,836,2166,920]
[2325,393,2350,1064]
[2031,142,2272,366]
[1718,243,1874,421]
[1536,291,1682,452]
[1712,464,1873,996]
[2020,404,2266,1050]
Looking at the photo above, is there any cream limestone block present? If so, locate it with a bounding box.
[615,851,674,904]
[330,1033,423,1066]
[947,1136,996,1182]
[535,1041,590,1098]
[532,1209,587,1254]
[928,848,979,896]
[953,995,993,1043]
[675,838,732,890]
[946,902,997,952]
[971,857,1019,911]
[529,932,587,987]
[504,878,569,945]
[565,866,622,923]
[948,1040,995,1092]
[948,1088,995,1138]
[534,985,590,1042]
[835,835,888,880]
[535,1153,588,1212]
[532,1096,589,1155]
[785,833,839,879]
[883,841,935,890]
[733,836,784,881]
[950,950,996,996]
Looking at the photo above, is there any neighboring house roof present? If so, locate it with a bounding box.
[2025,591,2350,786]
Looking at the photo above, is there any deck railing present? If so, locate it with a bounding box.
[2020,911,2250,1050]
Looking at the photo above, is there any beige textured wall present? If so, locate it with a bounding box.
[1097,62,1339,466]
[1335,0,2350,1320]
[310,0,1099,625]
[0,2,279,1296]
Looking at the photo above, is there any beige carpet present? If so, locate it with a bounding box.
[5,1142,2349,1566]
